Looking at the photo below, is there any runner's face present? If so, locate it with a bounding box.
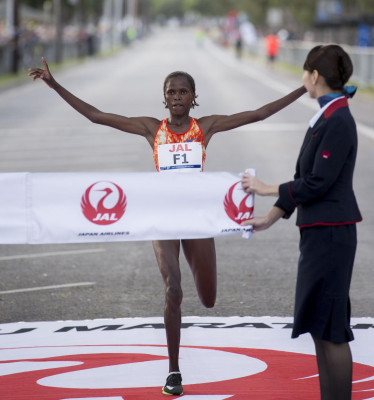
[164,77,194,115]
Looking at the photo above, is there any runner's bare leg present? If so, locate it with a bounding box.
[182,238,217,307]
[153,240,183,372]
[153,238,217,373]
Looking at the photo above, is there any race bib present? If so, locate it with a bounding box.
[158,142,203,172]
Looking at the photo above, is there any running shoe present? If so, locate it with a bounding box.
[162,372,183,396]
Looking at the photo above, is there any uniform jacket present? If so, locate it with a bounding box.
[274,96,362,228]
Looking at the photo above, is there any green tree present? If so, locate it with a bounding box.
[148,0,317,28]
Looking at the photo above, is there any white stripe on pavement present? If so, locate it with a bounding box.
[357,122,374,141]
[231,122,306,132]
[0,282,96,295]
[0,248,105,262]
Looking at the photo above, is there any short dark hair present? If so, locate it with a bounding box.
[303,44,353,90]
[163,71,199,108]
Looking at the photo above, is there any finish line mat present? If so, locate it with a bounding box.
[1,316,374,399]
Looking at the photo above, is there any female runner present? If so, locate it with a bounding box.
[29,58,305,395]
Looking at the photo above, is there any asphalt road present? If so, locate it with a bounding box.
[0,27,373,323]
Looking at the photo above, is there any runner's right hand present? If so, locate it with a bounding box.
[28,57,55,88]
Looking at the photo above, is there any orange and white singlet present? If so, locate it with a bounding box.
[153,117,206,172]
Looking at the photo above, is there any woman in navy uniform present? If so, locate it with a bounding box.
[241,44,361,400]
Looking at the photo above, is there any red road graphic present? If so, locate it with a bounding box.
[1,345,374,399]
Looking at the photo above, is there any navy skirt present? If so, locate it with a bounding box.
[292,224,357,343]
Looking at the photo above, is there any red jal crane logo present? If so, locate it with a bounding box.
[81,181,127,225]
[224,181,254,224]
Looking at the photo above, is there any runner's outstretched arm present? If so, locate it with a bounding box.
[250,86,306,121]
[28,58,157,140]
[201,86,306,144]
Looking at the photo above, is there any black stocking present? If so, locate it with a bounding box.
[312,336,352,400]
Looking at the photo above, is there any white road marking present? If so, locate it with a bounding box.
[0,282,96,295]
[231,122,306,132]
[180,396,234,399]
[51,398,124,400]
[357,122,374,141]
[0,248,105,261]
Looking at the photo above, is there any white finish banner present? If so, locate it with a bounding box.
[0,171,255,244]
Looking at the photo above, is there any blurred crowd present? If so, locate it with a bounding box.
[1,4,373,81]
[0,5,145,75]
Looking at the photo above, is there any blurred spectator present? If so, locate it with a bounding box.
[239,20,257,54]
[195,27,206,47]
[235,31,242,58]
[265,33,280,67]
[357,24,372,47]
